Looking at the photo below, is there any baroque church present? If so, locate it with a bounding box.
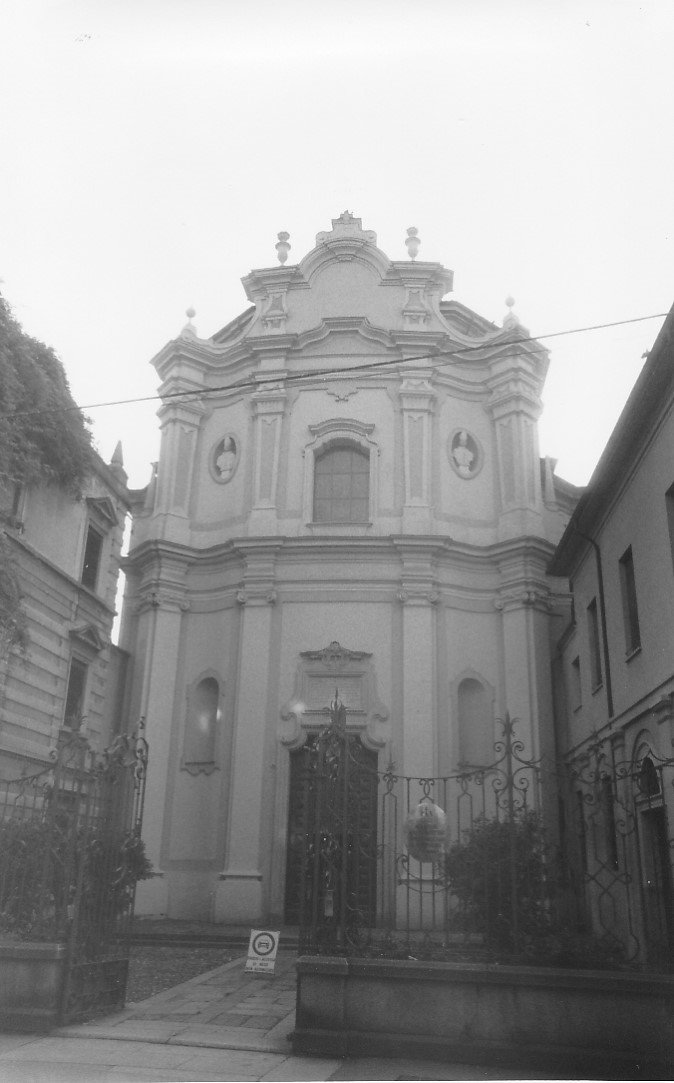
[120,212,578,923]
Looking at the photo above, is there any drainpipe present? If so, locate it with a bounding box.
[571,524,614,720]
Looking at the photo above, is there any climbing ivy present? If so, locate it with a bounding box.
[0,292,94,658]
[0,293,93,495]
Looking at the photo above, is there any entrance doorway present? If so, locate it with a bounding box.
[284,731,378,926]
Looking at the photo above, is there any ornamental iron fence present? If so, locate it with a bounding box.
[294,703,674,972]
[0,724,149,1022]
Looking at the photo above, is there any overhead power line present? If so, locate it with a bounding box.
[0,311,668,422]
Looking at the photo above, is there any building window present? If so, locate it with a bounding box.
[81,525,103,591]
[587,598,602,690]
[570,655,582,710]
[619,546,641,654]
[64,658,88,729]
[313,443,369,523]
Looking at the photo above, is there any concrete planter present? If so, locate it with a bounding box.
[294,955,674,1074]
[0,942,67,1032]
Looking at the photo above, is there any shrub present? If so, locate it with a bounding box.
[443,810,554,949]
[0,816,152,946]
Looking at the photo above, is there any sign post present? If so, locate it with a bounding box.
[245,929,280,974]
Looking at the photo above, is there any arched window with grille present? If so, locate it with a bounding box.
[313,442,370,523]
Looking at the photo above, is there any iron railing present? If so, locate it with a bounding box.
[0,724,148,1021]
[295,709,674,971]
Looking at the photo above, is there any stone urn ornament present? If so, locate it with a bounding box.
[403,798,447,863]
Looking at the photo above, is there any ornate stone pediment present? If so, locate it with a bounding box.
[69,622,107,654]
[279,636,390,749]
[85,496,119,528]
[279,641,389,751]
[300,640,370,669]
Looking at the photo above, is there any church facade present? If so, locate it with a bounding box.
[120,213,577,922]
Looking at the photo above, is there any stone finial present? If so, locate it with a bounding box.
[503,295,520,328]
[181,307,197,337]
[109,440,127,484]
[275,231,291,265]
[405,226,420,261]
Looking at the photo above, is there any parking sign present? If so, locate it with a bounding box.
[245,929,280,973]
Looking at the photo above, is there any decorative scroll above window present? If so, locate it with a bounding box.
[210,436,239,484]
[279,640,389,751]
[448,429,482,479]
[182,673,223,775]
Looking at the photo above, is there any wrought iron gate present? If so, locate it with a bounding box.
[292,709,674,971]
[0,725,148,1022]
[564,740,674,968]
[285,697,378,944]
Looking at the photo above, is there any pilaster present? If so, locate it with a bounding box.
[214,543,281,921]
[393,541,439,775]
[249,375,287,535]
[133,567,190,916]
[487,345,546,539]
[154,394,205,544]
[399,372,435,533]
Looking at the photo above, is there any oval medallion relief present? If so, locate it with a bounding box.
[448,429,482,479]
[211,435,239,483]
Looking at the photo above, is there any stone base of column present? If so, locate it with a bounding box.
[214,870,264,923]
[134,872,169,917]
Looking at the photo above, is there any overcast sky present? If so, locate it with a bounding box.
[1,0,672,489]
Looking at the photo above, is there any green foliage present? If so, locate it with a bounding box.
[0,292,93,496]
[0,816,152,945]
[443,811,623,968]
[443,810,552,948]
[0,534,27,658]
[0,292,95,660]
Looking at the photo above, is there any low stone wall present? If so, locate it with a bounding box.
[0,942,67,1031]
[293,955,674,1074]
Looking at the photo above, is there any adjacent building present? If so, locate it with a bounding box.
[120,212,578,923]
[550,303,674,964]
[0,447,131,776]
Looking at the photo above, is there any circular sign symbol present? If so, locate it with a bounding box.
[252,932,275,956]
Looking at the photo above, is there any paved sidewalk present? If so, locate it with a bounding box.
[58,951,299,1054]
[0,949,581,1080]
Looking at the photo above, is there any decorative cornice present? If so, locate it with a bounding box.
[396,588,439,606]
[236,587,277,606]
[494,587,553,612]
[300,640,371,667]
[135,587,191,614]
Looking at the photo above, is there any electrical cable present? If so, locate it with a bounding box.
[0,310,668,422]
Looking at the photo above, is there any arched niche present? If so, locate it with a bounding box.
[452,670,495,769]
[182,671,224,775]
